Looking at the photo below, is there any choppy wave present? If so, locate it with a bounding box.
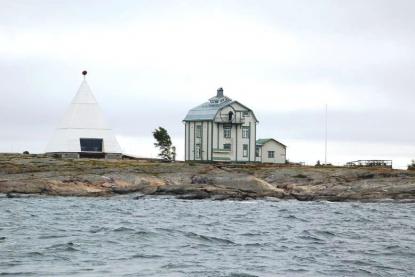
[0,197,414,276]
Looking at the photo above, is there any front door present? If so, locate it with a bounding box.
[195,144,201,160]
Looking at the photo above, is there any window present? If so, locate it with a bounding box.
[224,126,231,138]
[223,144,231,151]
[268,151,275,158]
[242,127,250,138]
[196,125,202,138]
[228,111,234,121]
[243,144,248,157]
[195,144,201,159]
[256,146,260,157]
[243,111,249,117]
[80,138,103,152]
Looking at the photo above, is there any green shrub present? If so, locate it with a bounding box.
[408,160,415,171]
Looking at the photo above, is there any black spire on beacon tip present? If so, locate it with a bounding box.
[82,70,87,76]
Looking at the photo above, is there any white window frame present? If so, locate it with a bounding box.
[224,126,231,138]
[243,144,248,157]
[268,151,275,158]
[196,125,202,138]
[242,127,250,138]
[223,144,232,151]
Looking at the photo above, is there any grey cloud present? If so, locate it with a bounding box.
[258,108,415,145]
[1,0,414,164]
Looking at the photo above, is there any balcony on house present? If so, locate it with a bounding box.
[214,111,245,124]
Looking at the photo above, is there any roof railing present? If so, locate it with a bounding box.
[345,160,392,168]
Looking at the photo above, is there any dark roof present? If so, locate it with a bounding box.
[256,138,286,148]
[183,90,258,122]
[183,98,232,121]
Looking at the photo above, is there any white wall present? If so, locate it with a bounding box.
[213,103,257,162]
[46,128,121,153]
[185,121,213,161]
[260,140,286,164]
[185,102,258,162]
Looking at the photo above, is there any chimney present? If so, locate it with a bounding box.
[217,87,224,97]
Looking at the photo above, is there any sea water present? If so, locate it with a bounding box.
[0,196,414,276]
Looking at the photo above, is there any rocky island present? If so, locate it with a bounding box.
[1,154,414,202]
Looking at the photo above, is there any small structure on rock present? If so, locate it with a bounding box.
[45,71,122,159]
[346,160,392,168]
[255,138,287,164]
[183,87,287,163]
[183,87,258,162]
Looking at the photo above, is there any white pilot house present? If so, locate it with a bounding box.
[184,88,258,162]
[45,71,122,159]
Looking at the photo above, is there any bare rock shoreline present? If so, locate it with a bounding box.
[1,154,415,202]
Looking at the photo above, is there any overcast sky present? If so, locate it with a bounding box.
[1,0,414,168]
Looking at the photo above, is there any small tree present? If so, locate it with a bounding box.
[153,127,174,161]
[408,160,415,171]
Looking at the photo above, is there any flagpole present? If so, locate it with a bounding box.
[324,104,328,165]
